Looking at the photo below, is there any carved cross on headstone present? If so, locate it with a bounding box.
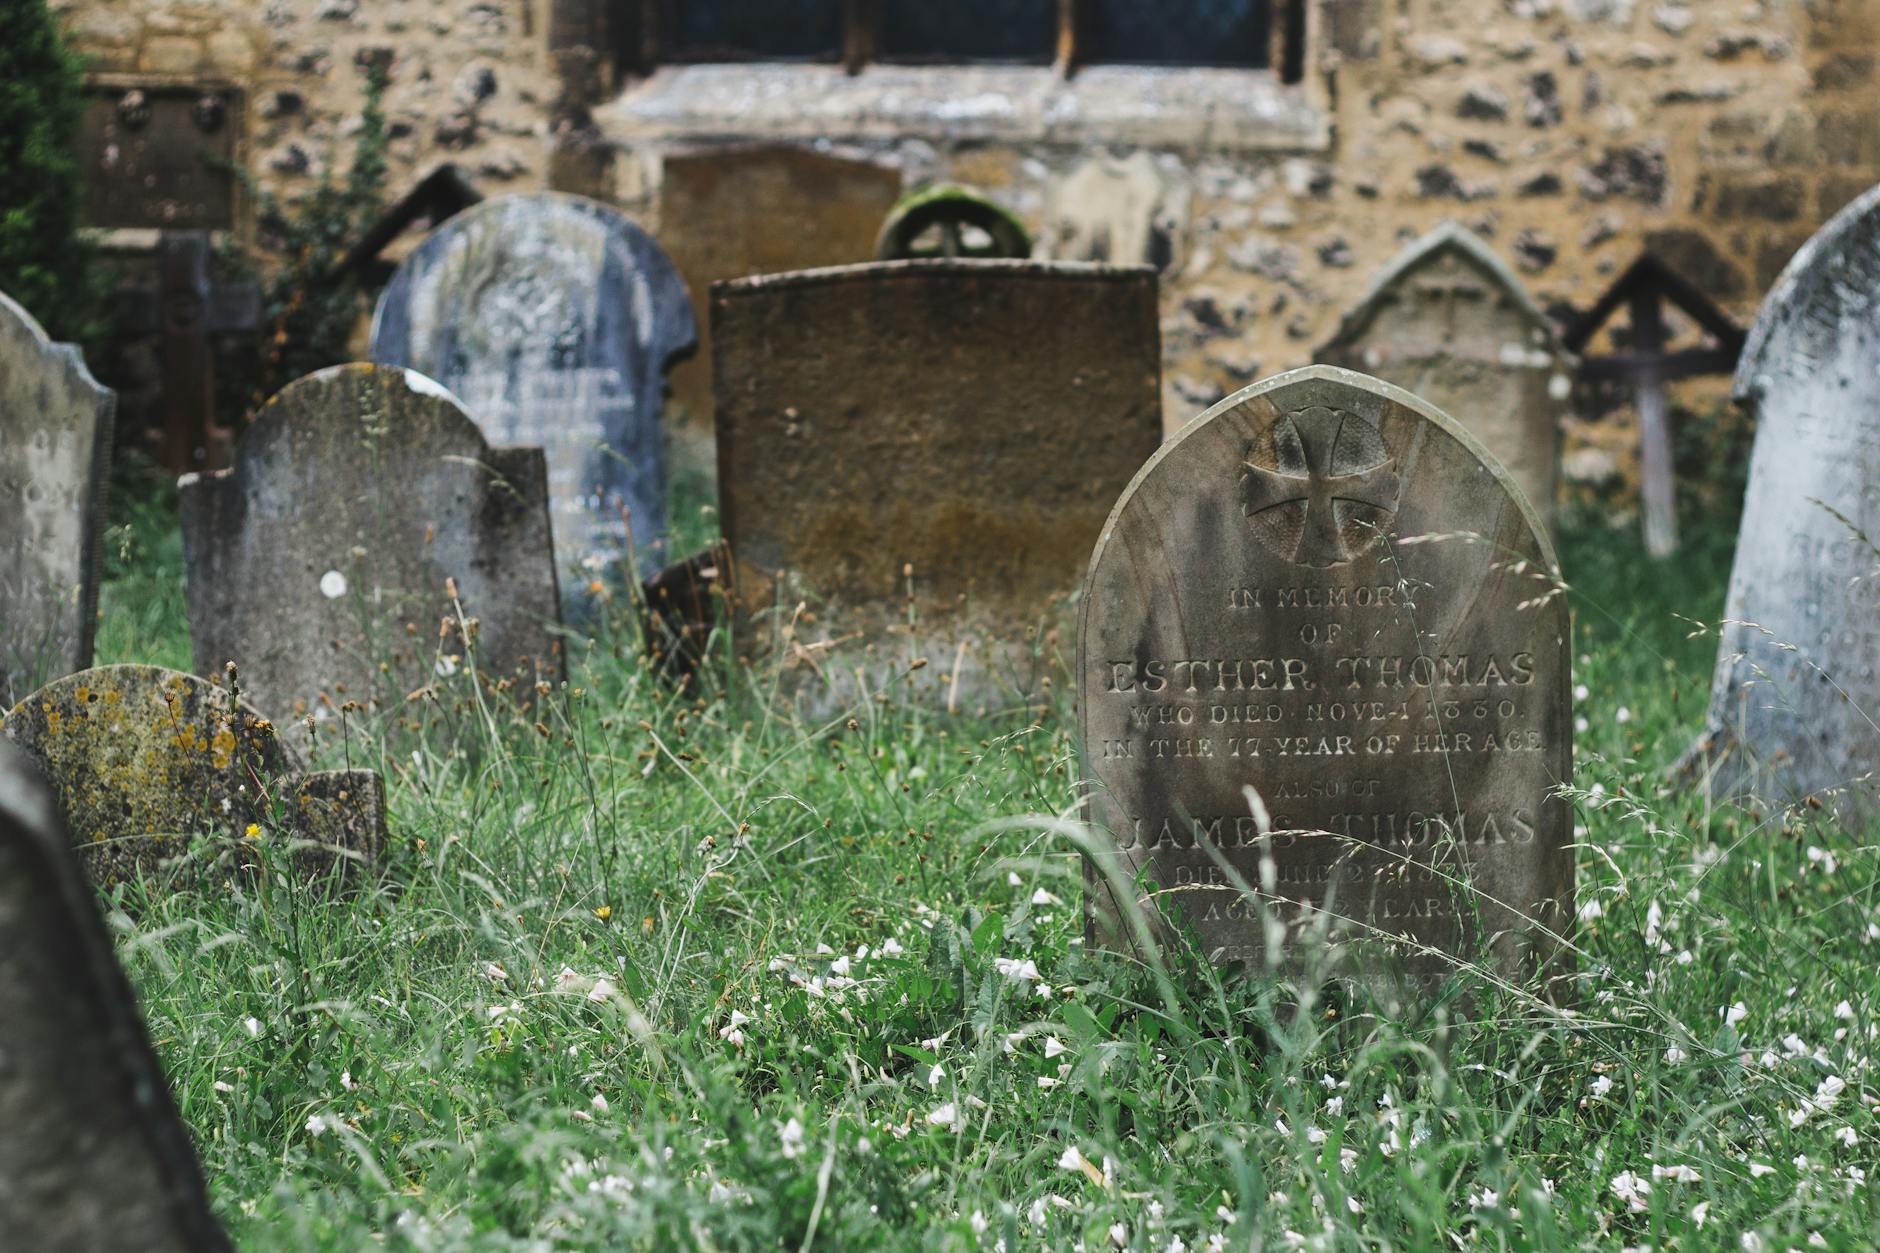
[1240,404,1402,567]
[1409,273,1492,343]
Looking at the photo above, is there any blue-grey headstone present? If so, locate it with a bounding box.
[369,193,695,578]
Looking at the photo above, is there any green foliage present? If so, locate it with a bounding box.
[0,0,100,343]
[239,64,390,409]
[88,491,1880,1249]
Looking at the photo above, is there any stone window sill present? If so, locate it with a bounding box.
[603,63,1329,154]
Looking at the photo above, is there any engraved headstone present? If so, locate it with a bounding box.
[713,259,1162,710]
[659,146,902,426]
[0,291,114,706]
[2,665,384,886]
[1687,182,1880,818]
[1318,223,1573,530]
[0,741,230,1251]
[369,193,695,575]
[1079,366,1571,981]
[179,365,564,731]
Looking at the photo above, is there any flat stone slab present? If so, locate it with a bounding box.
[0,291,114,704]
[0,741,229,1250]
[1318,223,1572,529]
[370,192,695,576]
[1688,181,1880,819]
[1079,366,1572,984]
[712,259,1163,710]
[2,665,383,886]
[179,364,564,732]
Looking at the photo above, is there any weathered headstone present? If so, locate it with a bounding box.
[2,665,383,886]
[1318,223,1573,531]
[1687,182,1880,818]
[0,742,230,1251]
[713,259,1162,710]
[0,292,114,707]
[369,193,695,575]
[875,185,1031,261]
[1079,366,1571,982]
[658,146,902,426]
[179,364,564,731]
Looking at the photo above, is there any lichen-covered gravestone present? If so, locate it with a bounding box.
[713,259,1163,711]
[0,291,114,705]
[1079,366,1571,982]
[1318,223,1572,531]
[179,365,563,732]
[369,193,695,577]
[1687,181,1880,818]
[0,742,230,1251]
[2,665,384,885]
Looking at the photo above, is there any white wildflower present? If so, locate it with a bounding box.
[780,1116,806,1157]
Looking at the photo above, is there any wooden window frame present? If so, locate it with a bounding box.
[621,0,1309,83]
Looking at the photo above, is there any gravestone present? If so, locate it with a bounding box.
[1318,223,1573,530]
[875,185,1032,261]
[1079,366,1571,982]
[1686,181,1880,818]
[659,146,902,426]
[369,193,695,576]
[180,365,564,731]
[2,665,384,886]
[0,742,230,1250]
[713,259,1162,710]
[0,292,114,706]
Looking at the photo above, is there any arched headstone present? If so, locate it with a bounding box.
[0,292,114,704]
[1687,181,1880,818]
[369,193,695,575]
[2,665,383,885]
[875,185,1032,261]
[1079,366,1571,982]
[1318,223,1572,531]
[0,742,230,1250]
[179,365,563,731]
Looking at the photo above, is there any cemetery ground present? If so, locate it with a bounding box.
[81,465,1878,1250]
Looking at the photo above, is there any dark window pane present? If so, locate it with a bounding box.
[1084,0,1269,67]
[664,0,843,62]
[877,0,1056,64]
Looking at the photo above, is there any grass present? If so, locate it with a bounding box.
[75,470,1880,1250]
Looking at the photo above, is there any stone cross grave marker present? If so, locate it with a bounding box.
[0,741,230,1251]
[179,364,564,733]
[2,665,384,886]
[1686,181,1880,819]
[1318,223,1574,531]
[712,259,1162,711]
[1,291,114,707]
[370,193,695,578]
[1079,366,1571,984]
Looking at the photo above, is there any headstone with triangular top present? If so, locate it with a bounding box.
[0,740,230,1250]
[1318,223,1573,530]
[0,292,114,705]
[1078,366,1572,984]
[370,193,695,579]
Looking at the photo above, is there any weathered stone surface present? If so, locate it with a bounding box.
[1079,366,1571,982]
[370,193,694,574]
[179,364,564,730]
[0,742,229,1251]
[0,293,114,705]
[1,665,383,886]
[714,260,1162,710]
[658,146,902,426]
[1688,181,1880,818]
[1049,151,1191,274]
[1318,223,1573,529]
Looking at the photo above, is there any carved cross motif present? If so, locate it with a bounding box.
[1241,405,1401,568]
[1409,270,1491,343]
